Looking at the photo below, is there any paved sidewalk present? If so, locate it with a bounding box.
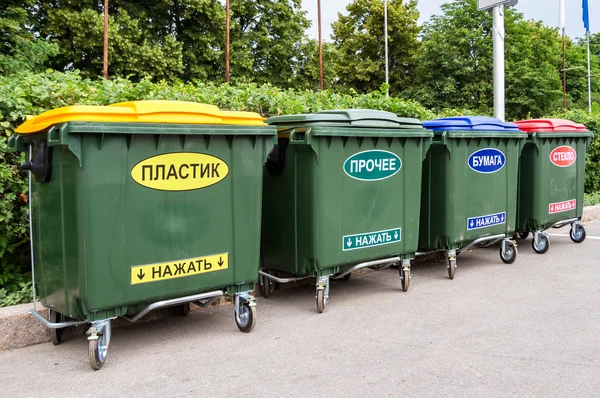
[1,222,599,397]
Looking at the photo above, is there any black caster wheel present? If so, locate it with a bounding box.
[500,242,518,264]
[316,289,326,313]
[178,303,191,316]
[259,273,275,298]
[570,224,586,243]
[235,303,256,333]
[532,234,549,254]
[88,333,108,370]
[399,266,410,292]
[48,309,64,346]
[446,257,456,280]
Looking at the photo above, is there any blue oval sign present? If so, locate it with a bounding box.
[343,150,402,181]
[468,148,506,174]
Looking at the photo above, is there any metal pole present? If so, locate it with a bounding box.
[587,31,592,112]
[27,145,36,311]
[562,28,567,110]
[493,5,505,121]
[103,0,108,79]
[225,0,230,82]
[560,0,566,109]
[384,0,389,98]
[318,0,323,90]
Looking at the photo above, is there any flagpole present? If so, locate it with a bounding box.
[582,0,591,112]
[560,0,566,109]
[587,30,592,112]
[563,29,567,110]
[318,0,323,90]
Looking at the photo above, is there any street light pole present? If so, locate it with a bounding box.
[492,5,505,121]
[384,0,389,98]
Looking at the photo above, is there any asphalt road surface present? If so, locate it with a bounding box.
[1,222,599,398]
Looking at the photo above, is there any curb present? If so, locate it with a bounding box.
[582,204,600,222]
[1,207,599,352]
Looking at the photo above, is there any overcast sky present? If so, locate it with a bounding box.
[301,0,599,40]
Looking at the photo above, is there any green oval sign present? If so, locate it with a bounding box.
[343,150,402,181]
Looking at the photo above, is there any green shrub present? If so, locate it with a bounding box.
[552,106,600,193]
[584,191,600,207]
[0,71,598,307]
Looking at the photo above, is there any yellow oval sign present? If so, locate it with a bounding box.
[131,152,229,191]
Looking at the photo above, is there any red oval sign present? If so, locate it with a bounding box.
[550,146,576,167]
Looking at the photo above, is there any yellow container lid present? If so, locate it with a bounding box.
[15,100,266,134]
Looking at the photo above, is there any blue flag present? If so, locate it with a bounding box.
[583,0,590,32]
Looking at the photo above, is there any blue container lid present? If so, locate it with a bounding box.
[422,116,520,132]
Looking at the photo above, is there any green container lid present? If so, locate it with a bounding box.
[267,109,424,130]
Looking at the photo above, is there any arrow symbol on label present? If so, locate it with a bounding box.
[470,220,474,228]
[347,238,352,247]
[394,231,399,239]
[218,257,224,267]
[500,214,505,222]
[137,270,145,280]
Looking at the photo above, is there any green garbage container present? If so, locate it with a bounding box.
[8,100,276,369]
[514,119,593,253]
[260,110,432,312]
[419,117,527,279]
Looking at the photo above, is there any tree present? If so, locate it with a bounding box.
[228,0,311,87]
[109,0,225,82]
[408,0,563,119]
[30,1,184,80]
[294,40,337,90]
[0,1,58,75]
[331,0,420,95]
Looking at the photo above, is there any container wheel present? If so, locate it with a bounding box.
[316,289,326,313]
[399,266,410,292]
[178,303,190,316]
[570,224,586,243]
[260,273,274,298]
[518,232,529,239]
[88,333,108,370]
[48,309,63,346]
[500,242,518,264]
[235,303,256,333]
[532,234,550,254]
[446,257,456,280]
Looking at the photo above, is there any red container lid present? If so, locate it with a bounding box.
[514,119,588,133]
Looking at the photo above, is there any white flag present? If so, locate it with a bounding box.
[559,0,565,29]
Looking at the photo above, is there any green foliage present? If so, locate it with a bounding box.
[332,0,420,95]
[552,107,600,192]
[0,106,30,306]
[409,0,563,119]
[584,191,600,207]
[0,1,58,75]
[0,280,32,307]
[0,71,433,308]
[32,2,184,80]
[229,0,311,87]
[1,71,599,307]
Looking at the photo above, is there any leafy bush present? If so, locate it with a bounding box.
[0,71,598,307]
[552,105,600,192]
[0,71,436,307]
[584,191,600,207]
